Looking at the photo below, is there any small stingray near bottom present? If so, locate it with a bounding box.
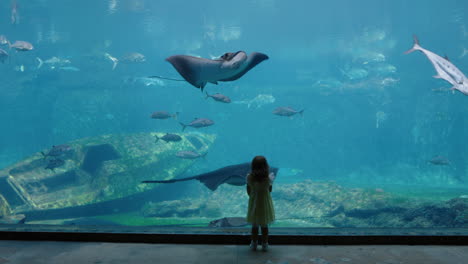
[209,217,248,227]
[142,162,279,191]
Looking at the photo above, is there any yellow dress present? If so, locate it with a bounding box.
[246,173,275,225]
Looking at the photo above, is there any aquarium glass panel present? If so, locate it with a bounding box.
[0,0,467,233]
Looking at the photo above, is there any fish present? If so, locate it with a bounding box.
[150,111,178,120]
[0,35,8,45]
[41,144,72,158]
[45,158,65,170]
[104,53,119,70]
[341,67,368,80]
[428,155,451,166]
[460,48,468,59]
[0,49,8,63]
[355,51,386,64]
[124,76,166,87]
[9,40,33,51]
[381,77,399,87]
[155,133,182,143]
[120,52,146,63]
[11,0,19,25]
[372,63,397,75]
[209,217,248,227]
[405,35,468,95]
[165,51,269,91]
[133,77,166,87]
[59,66,80,72]
[273,106,304,117]
[179,118,214,131]
[175,151,207,159]
[233,94,276,108]
[105,52,145,70]
[205,92,231,103]
[36,56,71,69]
[431,87,452,93]
[142,162,279,191]
[14,65,24,72]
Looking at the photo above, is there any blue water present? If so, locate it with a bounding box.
[0,0,468,226]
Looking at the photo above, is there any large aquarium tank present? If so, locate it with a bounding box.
[0,0,467,232]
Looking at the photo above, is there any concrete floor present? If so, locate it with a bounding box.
[0,241,467,264]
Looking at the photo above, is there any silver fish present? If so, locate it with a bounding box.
[59,66,80,72]
[341,67,368,80]
[120,52,146,63]
[428,155,450,166]
[105,52,145,70]
[0,35,8,45]
[10,40,33,51]
[209,217,248,227]
[405,35,468,95]
[36,56,71,69]
[175,151,207,159]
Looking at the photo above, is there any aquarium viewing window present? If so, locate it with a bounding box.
[0,0,467,244]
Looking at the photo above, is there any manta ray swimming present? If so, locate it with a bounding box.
[157,51,269,91]
[142,162,279,191]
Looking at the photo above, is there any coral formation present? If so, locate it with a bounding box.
[0,132,216,215]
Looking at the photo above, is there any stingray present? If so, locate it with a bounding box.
[164,51,269,91]
[142,162,279,191]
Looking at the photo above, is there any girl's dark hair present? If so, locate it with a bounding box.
[250,155,269,182]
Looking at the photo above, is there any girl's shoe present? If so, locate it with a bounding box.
[261,242,269,252]
[250,241,258,251]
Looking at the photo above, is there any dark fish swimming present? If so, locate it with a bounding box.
[165,51,269,91]
[209,217,248,227]
[155,133,182,143]
[41,144,72,158]
[0,49,8,63]
[142,162,279,191]
[150,111,178,120]
[175,151,207,159]
[273,106,304,117]
[206,92,231,103]
[179,118,214,131]
[9,40,33,51]
[429,155,451,165]
[45,158,65,170]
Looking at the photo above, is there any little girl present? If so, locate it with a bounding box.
[246,155,275,251]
